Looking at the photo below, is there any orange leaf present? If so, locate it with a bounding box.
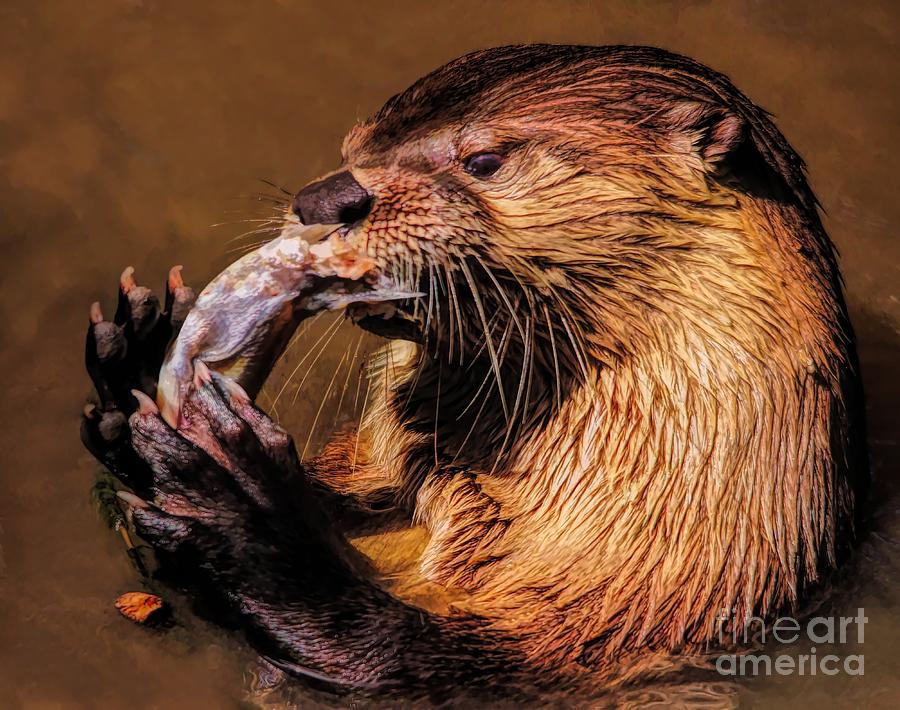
[114,592,165,625]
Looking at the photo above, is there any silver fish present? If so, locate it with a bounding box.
[157,222,418,427]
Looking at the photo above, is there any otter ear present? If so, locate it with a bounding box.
[661,101,746,169]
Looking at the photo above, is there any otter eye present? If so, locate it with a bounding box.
[463,152,505,178]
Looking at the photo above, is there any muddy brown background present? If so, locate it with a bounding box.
[1,1,898,708]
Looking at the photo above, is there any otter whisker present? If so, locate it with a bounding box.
[463,305,506,371]
[351,370,371,475]
[433,359,443,468]
[261,311,325,422]
[270,313,342,409]
[400,343,430,416]
[334,331,365,427]
[559,310,591,383]
[457,314,515,422]
[523,263,591,383]
[405,253,416,295]
[212,202,286,230]
[450,371,494,467]
[399,255,440,428]
[301,347,350,461]
[475,255,540,423]
[288,314,345,407]
[426,259,445,359]
[281,310,324,360]
[424,259,437,344]
[444,260,468,366]
[432,263,453,357]
[543,302,563,412]
[550,300,592,380]
[493,314,534,473]
[497,250,591,383]
[258,177,294,197]
[218,225,284,256]
[223,224,281,244]
[523,311,537,424]
[411,259,423,322]
[439,263,463,366]
[212,217,282,231]
[225,237,280,257]
[459,259,509,421]
[450,312,519,467]
[399,263,438,415]
[245,193,289,207]
[256,386,279,422]
[351,337,368,416]
[474,255,526,342]
[385,333,397,401]
[220,222,281,245]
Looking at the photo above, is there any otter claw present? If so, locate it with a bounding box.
[156,362,185,429]
[131,389,159,416]
[114,266,162,339]
[193,360,213,389]
[156,360,214,428]
[165,265,196,329]
[168,265,185,291]
[120,266,136,294]
[218,375,251,407]
[90,301,104,325]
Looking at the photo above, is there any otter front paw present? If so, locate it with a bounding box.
[81,266,196,489]
[115,374,315,600]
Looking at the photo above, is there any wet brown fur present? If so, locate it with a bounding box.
[303,45,867,682]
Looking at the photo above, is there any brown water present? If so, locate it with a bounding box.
[1,1,899,708]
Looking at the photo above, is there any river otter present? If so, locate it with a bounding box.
[82,45,868,697]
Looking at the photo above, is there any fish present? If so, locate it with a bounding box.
[156,222,419,428]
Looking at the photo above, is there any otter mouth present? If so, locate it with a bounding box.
[347,300,425,343]
[156,223,423,428]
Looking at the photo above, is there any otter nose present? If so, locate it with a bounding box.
[291,171,373,225]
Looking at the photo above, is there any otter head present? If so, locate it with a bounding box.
[292,46,837,394]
